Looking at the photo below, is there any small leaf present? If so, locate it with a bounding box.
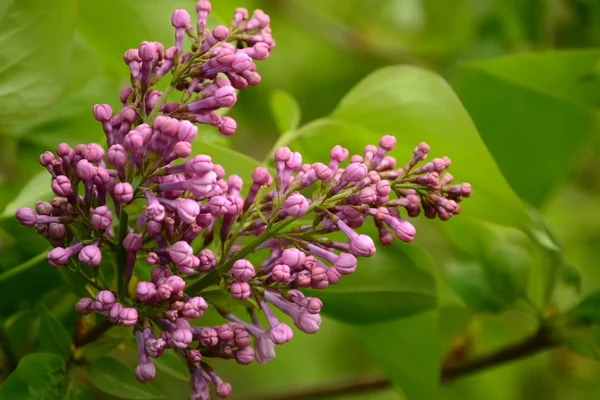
[1,170,52,219]
[569,290,600,325]
[87,357,164,399]
[270,90,301,134]
[0,353,68,399]
[38,306,72,360]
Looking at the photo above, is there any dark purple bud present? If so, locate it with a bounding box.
[199,328,218,347]
[187,349,202,363]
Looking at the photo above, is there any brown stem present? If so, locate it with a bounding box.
[240,327,556,400]
[73,319,114,347]
[441,326,555,381]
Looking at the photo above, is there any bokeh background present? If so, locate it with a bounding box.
[1,0,600,399]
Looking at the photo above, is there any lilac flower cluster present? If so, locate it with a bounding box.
[15,2,471,399]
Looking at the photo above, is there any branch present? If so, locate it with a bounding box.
[240,327,556,400]
[73,319,114,347]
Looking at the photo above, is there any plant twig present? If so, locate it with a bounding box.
[240,327,556,400]
[73,319,114,348]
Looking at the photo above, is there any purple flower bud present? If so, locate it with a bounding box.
[187,349,202,363]
[198,249,216,272]
[108,302,124,323]
[231,281,251,300]
[171,328,193,348]
[36,201,53,215]
[230,259,255,282]
[199,328,219,347]
[151,266,172,282]
[16,208,37,227]
[171,9,191,27]
[79,242,102,267]
[218,116,237,136]
[349,234,376,257]
[47,242,84,267]
[216,382,232,398]
[269,323,293,345]
[135,362,156,383]
[107,144,127,168]
[279,193,309,218]
[345,162,368,182]
[119,307,138,326]
[176,199,200,224]
[274,147,291,162]
[306,297,323,314]
[146,338,166,358]
[82,143,105,163]
[75,298,94,315]
[51,176,73,197]
[165,275,186,294]
[91,206,113,230]
[76,159,97,181]
[157,284,173,300]
[395,220,416,242]
[48,223,67,240]
[136,281,157,303]
[95,290,115,311]
[270,264,291,282]
[252,167,272,185]
[122,233,142,253]
[113,182,134,203]
[235,346,255,365]
[168,241,194,267]
[93,104,113,122]
[39,151,54,167]
[139,41,157,61]
[281,248,305,269]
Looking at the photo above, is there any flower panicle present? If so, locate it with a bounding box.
[15,2,472,399]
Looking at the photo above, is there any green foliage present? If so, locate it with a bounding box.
[455,50,600,207]
[87,357,164,399]
[0,353,89,400]
[270,90,301,134]
[37,307,72,360]
[0,0,78,130]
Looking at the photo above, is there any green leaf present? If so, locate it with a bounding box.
[305,244,437,324]
[443,219,532,313]
[0,353,72,399]
[1,170,52,219]
[38,306,72,360]
[0,0,78,129]
[0,251,48,283]
[4,311,38,358]
[569,290,600,325]
[454,50,600,206]
[270,90,301,134]
[359,310,439,400]
[152,350,190,382]
[87,357,164,399]
[328,65,533,231]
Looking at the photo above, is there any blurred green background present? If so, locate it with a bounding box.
[1,0,600,399]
